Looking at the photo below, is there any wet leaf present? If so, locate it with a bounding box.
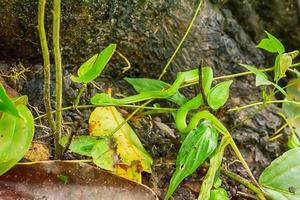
[24,142,50,161]
[0,104,34,175]
[89,107,153,183]
[207,81,232,110]
[71,44,116,83]
[259,148,300,200]
[164,121,218,200]
[125,78,187,105]
[257,31,285,54]
[0,161,158,200]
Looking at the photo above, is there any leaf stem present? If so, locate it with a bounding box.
[38,0,55,132]
[158,0,203,80]
[74,84,86,107]
[220,168,266,200]
[53,0,63,159]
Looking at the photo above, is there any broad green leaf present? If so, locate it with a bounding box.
[92,140,115,171]
[199,137,229,200]
[70,44,116,83]
[202,67,213,96]
[89,106,153,183]
[209,188,229,200]
[207,81,232,110]
[60,135,115,171]
[259,148,300,200]
[164,121,218,200]
[0,84,19,117]
[0,104,34,175]
[257,31,285,54]
[125,78,187,105]
[60,135,99,156]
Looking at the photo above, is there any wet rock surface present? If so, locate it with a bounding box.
[0,0,297,199]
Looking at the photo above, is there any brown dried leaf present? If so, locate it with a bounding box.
[0,161,158,200]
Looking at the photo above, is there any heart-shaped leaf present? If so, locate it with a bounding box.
[207,81,232,110]
[259,148,300,200]
[0,104,34,175]
[257,31,285,54]
[164,121,218,200]
[71,44,116,83]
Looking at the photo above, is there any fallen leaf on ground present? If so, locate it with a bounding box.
[0,161,158,200]
[89,106,153,183]
[24,142,50,161]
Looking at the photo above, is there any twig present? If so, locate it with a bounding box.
[158,0,204,80]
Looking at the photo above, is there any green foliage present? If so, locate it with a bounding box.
[259,148,300,200]
[209,188,229,200]
[202,66,213,96]
[198,137,229,200]
[0,84,20,117]
[164,121,218,200]
[60,136,114,171]
[57,175,69,184]
[257,31,285,54]
[0,104,34,175]
[125,78,187,105]
[282,79,300,148]
[71,44,116,83]
[207,81,232,110]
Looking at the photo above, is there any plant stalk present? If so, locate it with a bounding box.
[38,0,55,132]
[53,0,63,159]
[158,0,203,80]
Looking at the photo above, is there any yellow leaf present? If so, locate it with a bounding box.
[24,142,50,161]
[89,107,153,183]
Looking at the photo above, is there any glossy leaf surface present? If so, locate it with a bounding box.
[0,105,34,175]
[164,121,218,200]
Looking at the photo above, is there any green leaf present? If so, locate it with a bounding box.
[207,81,232,110]
[202,67,213,96]
[91,139,115,171]
[57,175,69,184]
[125,78,187,105]
[257,31,285,54]
[60,135,100,156]
[288,133,300,149]
[0,104,34,175]
[209,188,229,200]
[70,44,116,83]
[164,121,218,200]
[0,83,19,117]
[259,148,300,200]
[198,137,229,200]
